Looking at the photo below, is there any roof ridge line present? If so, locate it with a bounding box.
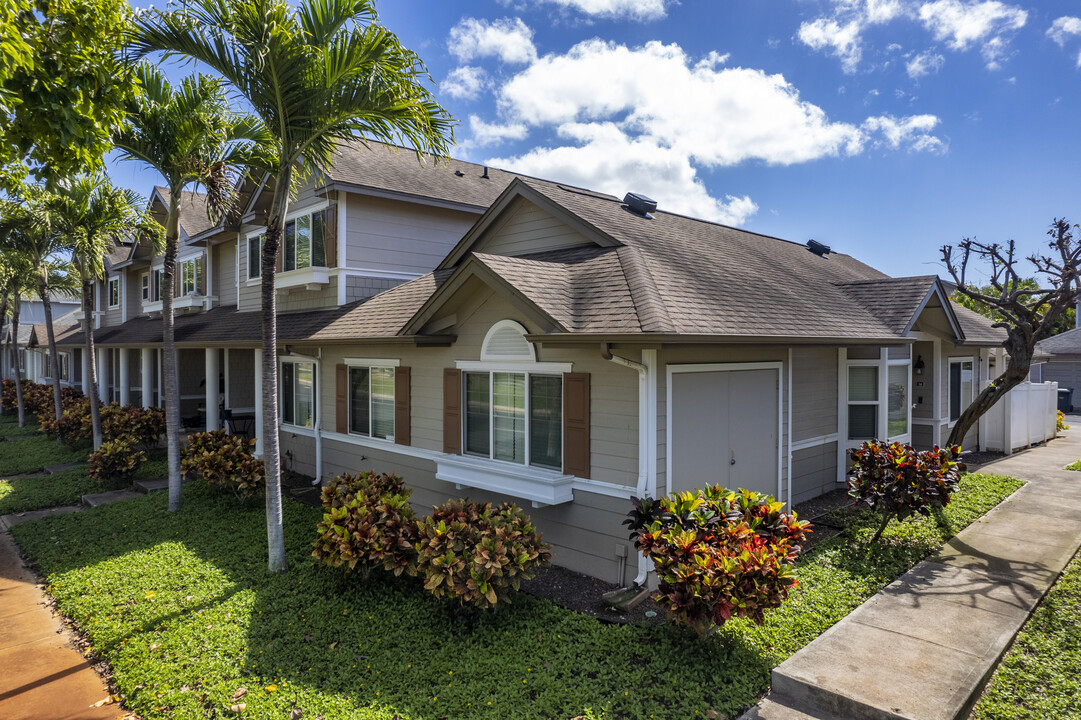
[615,245,673,334]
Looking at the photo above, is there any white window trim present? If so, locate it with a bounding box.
[837,348,914,483]
[107,278,120,308]
[245,201,332,284]
[140,272,150,301]
[279,357,317,429]
[179,257,203,296]
[344,358,400,368]
[455,360,572,373]
[886,358,913,441]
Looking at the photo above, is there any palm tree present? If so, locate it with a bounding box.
[49,175,161,449]
[135,0,453,572]
[0,187,78,421]
[114,64,262,513]
[0,248,39,426]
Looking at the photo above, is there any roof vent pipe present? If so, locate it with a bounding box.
[807,239,831,257]
[623,192,657,219]
[482,166,489,179]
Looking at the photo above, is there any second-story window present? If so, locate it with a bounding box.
[284,209,327,272]
[180,258,203,295]
[108,278,120,308]
[248,234,264,279]
[140,273,150,301]
[152,269,163,302]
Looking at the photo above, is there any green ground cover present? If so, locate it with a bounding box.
[1065,459,1081,471]
[0,432,91,476]
[972,551,1081,720]
[0,455,168,515]
[11,472,1023,720]
[0,414,43,436]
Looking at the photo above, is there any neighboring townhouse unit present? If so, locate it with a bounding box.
[0,292,79,383]
[41,142,1007,586]
[1033,326,1081,410]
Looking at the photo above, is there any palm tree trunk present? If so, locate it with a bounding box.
[11,298,24,426]
[162,197,183,512]
[261,167,291,573]
[39,277,63,421]
[81,279,104,449]
[0,292,8,415]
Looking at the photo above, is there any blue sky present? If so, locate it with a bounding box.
[110,0,1081,281]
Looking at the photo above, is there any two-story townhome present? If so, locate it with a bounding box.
[44,142,1006,586]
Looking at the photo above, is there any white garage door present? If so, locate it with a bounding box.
[669,366,780,498]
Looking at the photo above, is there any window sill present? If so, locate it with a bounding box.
[435,454,575,506]
[247,267,330,292]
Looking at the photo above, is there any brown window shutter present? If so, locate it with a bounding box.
[323,204,338,268]
[198,256,207,295]
[395,366,411,446]
[443,368,462,455]
[563,372,590,478]
[335,363,348,434]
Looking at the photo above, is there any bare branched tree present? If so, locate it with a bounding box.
[941,218,1081,448]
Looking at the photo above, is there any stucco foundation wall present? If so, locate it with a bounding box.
[791,441,839,504]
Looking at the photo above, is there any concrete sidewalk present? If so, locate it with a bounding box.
[745,421,1081,720]
[0,529,123,720]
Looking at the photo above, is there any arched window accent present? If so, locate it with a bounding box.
[480,319,535,363]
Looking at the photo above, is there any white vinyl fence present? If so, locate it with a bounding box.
[983,381,1059,454]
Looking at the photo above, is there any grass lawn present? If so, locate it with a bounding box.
[0,454,169,515]
[971,551,1081,720]
[0,432,92,476]
[0,413,43,437]
[10,472,1023,720]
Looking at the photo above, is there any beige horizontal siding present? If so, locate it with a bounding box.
[345,194,476,276]
[477,198,593,257]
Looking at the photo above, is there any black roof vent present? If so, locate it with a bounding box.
[482,166,490,179]
[454,170,465,177]
[807,239,831,257]
[623,192,657,218]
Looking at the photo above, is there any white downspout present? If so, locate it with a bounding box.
[286,350,324,486]
[602,344,656,587]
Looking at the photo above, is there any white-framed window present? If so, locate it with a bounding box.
[42,351,51,379]
[887,361,910,438]
[283,208,328,272]
[463,370,563,470]
[347,363,396,439]
[281,358,315,428]
[949,358,974,422]
[248,234,264,279]
[107,278,120,308]
[60,353,70,382]
[179,257,203,295]
[140,272,150,301]
[847,364,879,440]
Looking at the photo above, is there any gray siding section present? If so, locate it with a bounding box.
[792,347,838,441]
[214,240,237,306]
[1041,360,1081,410]
[791,441,839,504]
[344,275,404,304]
[344,194,476,276]
[477,198,593,256]
[102,276,124,327]
[237,228,260,311]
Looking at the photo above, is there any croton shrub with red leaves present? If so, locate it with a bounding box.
[625,486,810,635]
[414,499,553,610]
[312,471,418,578]
[848,441,966,545]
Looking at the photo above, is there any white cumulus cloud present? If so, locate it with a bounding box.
[861,114,946,152]
[442,66,489,100]
[522,0,669,21]
[906,50,946,77]
[918,0,1027,69]
[1047,17,1081,67]
[448,17,537,65]
[799,19,864,73]
[468,115,529,146]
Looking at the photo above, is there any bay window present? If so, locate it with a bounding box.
[283,209,328,272]
[179,257,204,295]
[281,359,315,428]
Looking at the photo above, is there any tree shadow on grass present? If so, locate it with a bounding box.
[10,482,774,720]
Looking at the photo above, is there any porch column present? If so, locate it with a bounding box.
[222,349,231,434]
[141,349,153,409]
[205,348,220,432]
[253,348,263,457]
[118,349,131,406]
[97,348,109,404]
[81,351,90,396]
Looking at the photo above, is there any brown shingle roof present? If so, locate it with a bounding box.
[155,187,216,238]
[836,276,941,334]
[951,304,1008,346]
[1036,326,1081,355]
[325,141,519,210]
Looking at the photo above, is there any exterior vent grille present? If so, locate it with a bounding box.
[623,192,657,218]
[807,239,831,257]
[480,320,536,362]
